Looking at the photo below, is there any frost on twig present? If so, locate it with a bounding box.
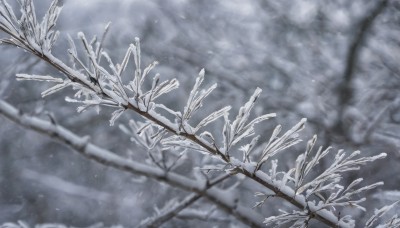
[222,87,276,157]
[119,119,182,171]
[16,74,63,83]
[366,200,400,228]
[259,135,387,227]
[263,209,314,227]
[180,68,231,135]
[255,118,306,171]
[0,0,61,52]
[119,120,165,150]
[294,145,386,203]
[138,197,192,227]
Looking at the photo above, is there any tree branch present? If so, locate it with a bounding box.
[0,1,387,226]
[0,19,349,228]
[334,0,388,135]
[137,174,230,228]
[0,99,264,228]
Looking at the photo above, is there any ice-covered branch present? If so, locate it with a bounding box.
[0,1,391,227]
[0,99,263,227]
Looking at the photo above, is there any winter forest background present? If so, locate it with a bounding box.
[0,0,399,227]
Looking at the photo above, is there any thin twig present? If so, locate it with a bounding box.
[138,174,231,228]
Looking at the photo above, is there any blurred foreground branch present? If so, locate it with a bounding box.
[0,99,263,227]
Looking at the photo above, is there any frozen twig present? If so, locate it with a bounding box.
[137,174,231,228]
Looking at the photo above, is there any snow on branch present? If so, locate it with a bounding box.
[0,221,123,228]
[16,74,63,83]
[0,1,392,227]
[0,99,264,227]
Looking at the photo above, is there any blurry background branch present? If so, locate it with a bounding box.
[137,173,230,228]
[333,0,389,140]
[0,99,263,227]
